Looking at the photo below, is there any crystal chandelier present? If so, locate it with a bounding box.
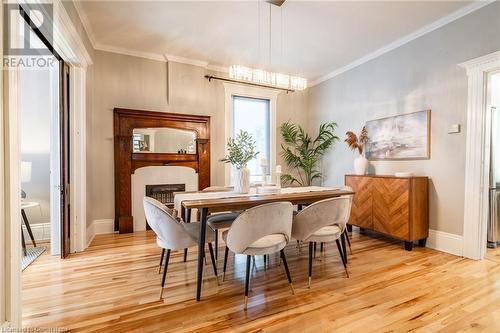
[229,65,307,91]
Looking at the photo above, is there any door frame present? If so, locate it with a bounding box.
[1,0,92,327]
[459,50,500,260]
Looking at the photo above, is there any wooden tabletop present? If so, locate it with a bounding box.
[181,189,354,213]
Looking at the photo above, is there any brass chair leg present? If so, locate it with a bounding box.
[280,250,294,295]
[308,242,313,288]
[336,239,349,278]
[159,249,171,300]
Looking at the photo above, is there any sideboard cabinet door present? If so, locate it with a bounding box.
[372,177,410,240]
[346,176,373,229]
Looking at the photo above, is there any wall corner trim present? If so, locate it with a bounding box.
[426,229,464,257]
[86,219,115,248]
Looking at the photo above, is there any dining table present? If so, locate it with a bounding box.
[174,186,355,301]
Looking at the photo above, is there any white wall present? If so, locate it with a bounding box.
[19,66,58,226]
[308,2,500,236]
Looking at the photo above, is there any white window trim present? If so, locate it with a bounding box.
[223,83,280,186]
[459,50,500,260]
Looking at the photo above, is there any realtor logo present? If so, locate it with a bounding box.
[4,3,53,56]
[3,3,56,69]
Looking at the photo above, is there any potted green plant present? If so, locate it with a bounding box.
[345,127,369,175]
[220,130,259,193]
[280,121,339,186]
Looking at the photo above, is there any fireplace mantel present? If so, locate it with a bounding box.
[114,108,211,233]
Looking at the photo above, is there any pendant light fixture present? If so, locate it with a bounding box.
[228,0,307,91]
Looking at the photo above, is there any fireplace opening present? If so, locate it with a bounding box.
[145,183,185,229]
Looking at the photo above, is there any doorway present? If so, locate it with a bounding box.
[486,72,500,260]
[18,7,71,269]
[460,51,500,260]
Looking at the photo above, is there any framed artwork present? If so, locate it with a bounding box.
[365,110,431,160]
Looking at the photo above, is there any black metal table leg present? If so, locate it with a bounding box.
[184,208,192,263]
[196,207,208,301]
[22,209,36,247]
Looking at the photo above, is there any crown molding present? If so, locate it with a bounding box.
[73,0,97,48]
[164,53,208,67]
[95,43,166,62]
[310,0,495,87]
[73,0,492,82]
[207,64,229,73]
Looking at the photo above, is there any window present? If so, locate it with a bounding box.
[232,96,271,181]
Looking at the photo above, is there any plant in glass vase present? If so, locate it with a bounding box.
[280,121,339,186]
[220,130,259,193]
[345,126,369,175]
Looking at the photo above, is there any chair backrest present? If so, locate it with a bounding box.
[293,197,351,241]
[143,197,190,249]
[202,186,232,192]
[226,202,293,254]
[341,185,354,221]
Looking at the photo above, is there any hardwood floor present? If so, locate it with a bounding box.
[22,230,500,332]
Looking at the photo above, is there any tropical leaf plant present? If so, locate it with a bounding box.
[280,121,339,186]
[220,130,259,169]
[345,126,368,155]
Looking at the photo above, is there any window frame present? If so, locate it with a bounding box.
[231,95,271,180]
[223,83,279,186]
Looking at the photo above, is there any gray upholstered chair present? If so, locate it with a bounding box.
[222,202,294,310]
[143,197,218,300]
[292,196,352,288]
[203,186,240,260]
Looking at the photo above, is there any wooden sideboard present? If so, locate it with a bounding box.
[345,175,429,251]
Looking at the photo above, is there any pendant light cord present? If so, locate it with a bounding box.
[281,6,284,61]
[258,0,261,62]
[269,3,272,65]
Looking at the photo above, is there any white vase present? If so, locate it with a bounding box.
[354,154,369,175]
[234,167,251,194]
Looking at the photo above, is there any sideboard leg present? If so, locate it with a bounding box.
[418,238,427,247]
[404,241,413,251]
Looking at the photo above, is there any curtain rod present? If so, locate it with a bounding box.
[204,75,294,93]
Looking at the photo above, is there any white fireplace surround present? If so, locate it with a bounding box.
[132,166,198,231]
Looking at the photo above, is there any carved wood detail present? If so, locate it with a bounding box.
[114,108,211,233]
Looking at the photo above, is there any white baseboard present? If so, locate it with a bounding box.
[86,219,115,248]
[22,222,51,243]
[426,229,463,257]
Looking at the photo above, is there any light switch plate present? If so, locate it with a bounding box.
[448,124,461,134]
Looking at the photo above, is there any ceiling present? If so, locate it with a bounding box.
[76,1,478,84]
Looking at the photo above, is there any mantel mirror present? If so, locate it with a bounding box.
[132,127,197,154]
